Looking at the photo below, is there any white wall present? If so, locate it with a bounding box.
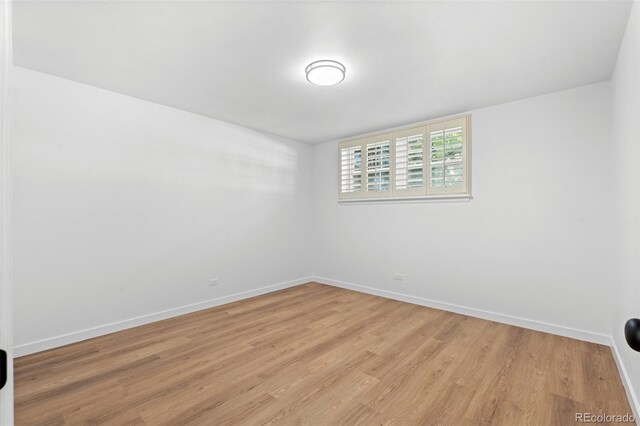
[612,0,640,415]
[0,0,14,423]
[313,82,615,340]
[12,67,313,353]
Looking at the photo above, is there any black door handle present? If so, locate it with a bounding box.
[0,349,6,390]
[625,318,640,352]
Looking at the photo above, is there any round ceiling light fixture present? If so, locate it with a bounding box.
[305,60,346,86]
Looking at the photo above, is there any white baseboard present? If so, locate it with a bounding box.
[312,276,611,345]
[610,337,640,422]
[14,276,313,357]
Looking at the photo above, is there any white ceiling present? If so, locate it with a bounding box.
[13,1,632,144]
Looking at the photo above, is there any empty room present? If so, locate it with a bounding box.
[0,0,639,424]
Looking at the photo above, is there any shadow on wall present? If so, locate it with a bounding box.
[205,134,299,195]
[26,122,301,197]
[124,130,301,196]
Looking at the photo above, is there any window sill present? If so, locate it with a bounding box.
[338,194,472,204]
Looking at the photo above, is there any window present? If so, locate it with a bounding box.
[338,115,470,200]
[340,144,362,194]
[365,134,391,195]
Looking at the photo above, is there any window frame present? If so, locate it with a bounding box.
[338,114,472,201]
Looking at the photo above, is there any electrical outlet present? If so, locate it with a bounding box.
[209,278,218,286]
[394,273,403,281]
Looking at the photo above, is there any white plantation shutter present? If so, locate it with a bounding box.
[338,116,470,200]
[394,127,426,195]
[427,117,468,195]
[339,141,364,199]
[365,134,392,196]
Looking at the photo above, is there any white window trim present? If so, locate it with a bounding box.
[338,193,472,204]
[338,114,472,201]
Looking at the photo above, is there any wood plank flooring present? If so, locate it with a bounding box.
[14,283,633,425]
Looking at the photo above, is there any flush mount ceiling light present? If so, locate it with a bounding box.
[305,60,346,86]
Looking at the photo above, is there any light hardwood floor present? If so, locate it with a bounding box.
[15,283,632,425]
